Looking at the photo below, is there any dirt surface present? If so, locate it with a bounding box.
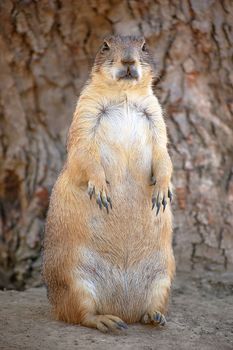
[1,0,233,290]
[0,272,232,350]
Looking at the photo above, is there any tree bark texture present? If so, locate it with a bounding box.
[0,0,232,289]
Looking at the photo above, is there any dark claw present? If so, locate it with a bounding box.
[150,176,157,186]
[162,196,167,211]
[154,312,166,326]
[96,194,102,209]
[160,314,166,326]
[107,196,112,209]
[168,189,173,202]
[156,193,161,215]
[88,187,94,200]
[106,179,110,185]
[102,197,109,214]
[156,202,161,216]
[117,321,128,330]
[116,324,124,330]
[154,313,161,323]
[152,196,156,210]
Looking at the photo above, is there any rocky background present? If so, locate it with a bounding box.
[0,0,232,289]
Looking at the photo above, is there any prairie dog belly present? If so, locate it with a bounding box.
[97,101,153,185]
[76,248,170,322]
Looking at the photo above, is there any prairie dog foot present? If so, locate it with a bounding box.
[141,311,166,326]
[82,314,128,333]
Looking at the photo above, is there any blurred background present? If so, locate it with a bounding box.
[0,0,232,290]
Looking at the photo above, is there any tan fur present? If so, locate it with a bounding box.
[42,35,175,332]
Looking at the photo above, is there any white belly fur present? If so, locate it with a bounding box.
[76,247,170,320]
[97,101,153,182]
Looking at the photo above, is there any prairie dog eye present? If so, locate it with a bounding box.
[141,42,147,52]
[101,41,110,52]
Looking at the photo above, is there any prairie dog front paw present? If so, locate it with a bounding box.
[151,177,172,215]
[87,179,112,213]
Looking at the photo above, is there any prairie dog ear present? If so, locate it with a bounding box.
[141,41,148,52]
[101,41,110,53]
[99,34,114,53]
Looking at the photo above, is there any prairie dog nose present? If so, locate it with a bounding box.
[121,56,136,65]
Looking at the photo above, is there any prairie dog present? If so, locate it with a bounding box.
[43,35,175,332]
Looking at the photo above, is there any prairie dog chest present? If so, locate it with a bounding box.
[97,101,153,169]
[100,101,151,144]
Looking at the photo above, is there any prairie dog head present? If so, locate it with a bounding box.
[92,35,154,88]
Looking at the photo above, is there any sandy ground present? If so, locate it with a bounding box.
[0,272,232,350]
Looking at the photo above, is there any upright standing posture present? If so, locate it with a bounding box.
[43,35,175,332]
